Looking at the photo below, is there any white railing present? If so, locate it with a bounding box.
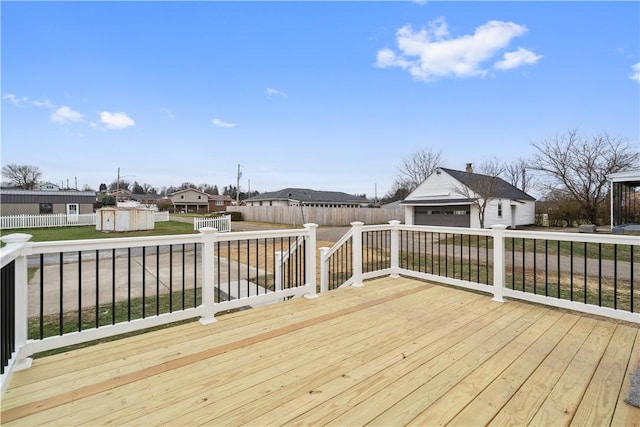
[193,215,231,232]
[320,221,639,324]
[0,224,317,396]
[0,211,170,229]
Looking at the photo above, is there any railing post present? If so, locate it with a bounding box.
[274,251,283,292]
[198,227,218,324]
[491,224,507,303]
[303,223,318,299]
[351,221,364,287]
[389,220,401,278]
[319,247,330,293]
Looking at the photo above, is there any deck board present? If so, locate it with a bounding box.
[2,277,638,426]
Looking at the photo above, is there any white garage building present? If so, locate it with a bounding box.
[401,165,536,229]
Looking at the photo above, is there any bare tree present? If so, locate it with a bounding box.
[109,180,130,191]
[530,129,639,224]
[2,164,42,189]
[453,160,506,228]
[395,148,444,193]
[502,157,535,193]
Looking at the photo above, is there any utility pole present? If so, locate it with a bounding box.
[375,183,378,205]
[236,164,242,205]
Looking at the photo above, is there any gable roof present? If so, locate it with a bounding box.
[439,167,535,201]
[244,188,369,204]
[208,194,232,201]
[0,189,97,204]
[168,188,208,197]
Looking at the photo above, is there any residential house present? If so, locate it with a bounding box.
[108,188,132,202]
[0,189,97,216]
[401,164,536,228]
[38,182,60,191]
[167,188,210,213]
[130,193,165,210]
[208,194,233,212]
[243,188,370,208]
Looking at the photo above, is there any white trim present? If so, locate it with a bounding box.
[503,289,640,324]
[25,308,202,355]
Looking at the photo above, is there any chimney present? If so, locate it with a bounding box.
[465,163,473,173]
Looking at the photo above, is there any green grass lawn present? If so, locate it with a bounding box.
[1,220,196,243]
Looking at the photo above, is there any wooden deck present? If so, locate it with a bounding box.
[2,277,639,426]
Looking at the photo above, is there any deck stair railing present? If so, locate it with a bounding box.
[321,221,639,324]
[0,224,317,396]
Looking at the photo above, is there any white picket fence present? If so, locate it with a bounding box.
[0,211,170,230]
[193,215,231,232]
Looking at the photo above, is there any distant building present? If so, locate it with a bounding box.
[401,165,535,228]
[208,194,233,212]
[39,182,60,191]
[167,188,210,213]
[243,188,370,208]
[0,189,97,216]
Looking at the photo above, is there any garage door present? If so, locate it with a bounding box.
[414,205,470,227]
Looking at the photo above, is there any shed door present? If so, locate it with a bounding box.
[66,203,79,223]
[414,205,470,227]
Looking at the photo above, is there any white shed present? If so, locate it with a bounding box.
[96,208,155,232]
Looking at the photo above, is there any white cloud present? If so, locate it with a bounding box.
[266,87,288,97]
[99,111,135,129]
[32,99,55,108]
[376,17,540,81]
[51,106,83,123]
[630,62,640,82]
[160,108,175,119]
[212,118,237,128]
[494,47,543,70]
[3,93,28,105]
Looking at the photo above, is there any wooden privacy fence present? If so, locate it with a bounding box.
[227,206,404,226]
[1,212,170,230]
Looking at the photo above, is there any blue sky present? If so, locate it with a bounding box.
[2,1,639,198]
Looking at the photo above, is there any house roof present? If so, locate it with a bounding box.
[208,194,232,201]
[167,188,208,197]
[131,193,164,201]
[0,189,97,204]
[607,168,640,185]
[400,198,475,206]
[439,168,536,201]
[244,188,369,204]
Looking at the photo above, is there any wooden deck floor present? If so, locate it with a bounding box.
[2,277,639,426]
